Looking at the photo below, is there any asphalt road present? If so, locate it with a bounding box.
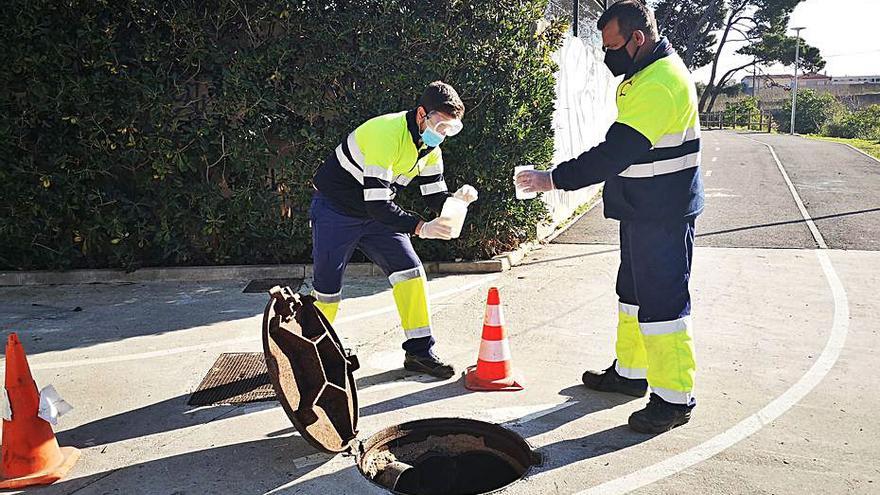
[553,132,879,251]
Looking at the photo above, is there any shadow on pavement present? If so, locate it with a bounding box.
[29,435,334,495]
[696,207,880,239]
[0,273,436,357]
[361,375,473,417]
[57,367,455,447]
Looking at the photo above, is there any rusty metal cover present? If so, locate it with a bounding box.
[262,286,360,453]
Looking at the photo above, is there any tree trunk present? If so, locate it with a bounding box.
[705,60,758,112]
[683,0,721,68]
[699,0,749,112]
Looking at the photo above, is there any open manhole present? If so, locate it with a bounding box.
[358,418,539,495]
[262,286,540,494]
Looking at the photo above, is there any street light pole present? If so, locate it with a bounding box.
[790,27,805,135]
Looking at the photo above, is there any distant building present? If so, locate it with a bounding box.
[741,74,792,91]
[832,75,880,85]
[799,72,832,88]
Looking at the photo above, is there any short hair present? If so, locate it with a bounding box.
[419,81,465,119]
[597,0,659,41]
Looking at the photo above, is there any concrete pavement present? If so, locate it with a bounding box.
[1,131,879,494]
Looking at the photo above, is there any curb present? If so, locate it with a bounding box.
[0,259,508,287]
[1,194,601,287]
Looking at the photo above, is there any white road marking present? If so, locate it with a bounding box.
[747,137,827,249]
[711,157,718,163]
[25,274,500,371]
[705,170,713,177]
[572,136,849,495]
[714,147,720,151]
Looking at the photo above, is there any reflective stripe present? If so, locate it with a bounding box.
[419,164,443,177]
[363,165,393,181]
[313,290,341,304]
[347,132,367,167]
[389,266,424,286]
[619,302,639,317]
[654,125,700,149]
[483,305,504,327]
[364,188,393,201]
[420,181,448,195]
[615,362,647,379]
[640,315,692,336]
[618,151,699,178]
[394,175,413,187]
[478,339,511,362]
[404,326,433,339]
[336,145,363,184]
[652,386,693,405]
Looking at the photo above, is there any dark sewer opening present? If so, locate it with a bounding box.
[358,418,540,495]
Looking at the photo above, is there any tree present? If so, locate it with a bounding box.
[653,0,726,69]
[775,89,840,134]
[652,0,825,112]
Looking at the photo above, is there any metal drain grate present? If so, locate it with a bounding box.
[188,353,276,406]
[242,278,303,294]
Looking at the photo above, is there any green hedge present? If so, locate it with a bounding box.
[0,0,564,271]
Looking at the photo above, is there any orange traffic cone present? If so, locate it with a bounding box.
[0,333,80,489]
[464,288,523,391]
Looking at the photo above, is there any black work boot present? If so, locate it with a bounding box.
[404,350,455,379]
[628,393,695,434]
[582,360,648,398]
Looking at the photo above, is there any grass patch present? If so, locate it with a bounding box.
[806,135,880,161]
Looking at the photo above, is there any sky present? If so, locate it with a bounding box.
[691,0,880,84]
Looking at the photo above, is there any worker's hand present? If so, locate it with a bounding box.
[453,184,479,205]
[514,169,554,194]
[417,217,453,240]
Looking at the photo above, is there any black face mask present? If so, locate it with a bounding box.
[604,34,634,77]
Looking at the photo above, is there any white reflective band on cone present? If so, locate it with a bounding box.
[483,305,504,326]
[38,384,73,425]
[478,339,512,362]
[0,388,11,421]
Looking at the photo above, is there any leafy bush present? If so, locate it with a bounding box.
[724,97,759,127]
[824,105,880,141]
[0,0,565,270]
[775,89,840,134]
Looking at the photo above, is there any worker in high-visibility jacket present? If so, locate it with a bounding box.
[310,81,477,379]
[517,0,704,433]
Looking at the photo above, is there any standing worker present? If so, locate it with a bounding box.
[516,1,704,433]
[310,81,478,379]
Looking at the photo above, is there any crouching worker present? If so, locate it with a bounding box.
[309,81,478,379]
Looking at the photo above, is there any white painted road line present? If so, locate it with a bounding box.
[27,273,500,371]
[706,170,713,177]
[571,135,849,495]
[575,249,849,495]
[711,156,718,162]
[747,137,827,249]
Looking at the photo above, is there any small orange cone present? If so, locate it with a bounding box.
[0,333,80,489]
[464,288,523,392]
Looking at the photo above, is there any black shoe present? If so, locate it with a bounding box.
[404,351,455,379]
[582,360,648,398]
[628,393,695,434]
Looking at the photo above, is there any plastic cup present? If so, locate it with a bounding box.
[439,197,468,239]
[514,165,537,200]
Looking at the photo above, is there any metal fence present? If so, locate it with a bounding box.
[700,111,775,132]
